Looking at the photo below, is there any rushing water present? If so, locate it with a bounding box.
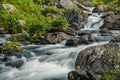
[0,8,118,80]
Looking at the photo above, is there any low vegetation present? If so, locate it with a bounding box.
[0,0,68,41]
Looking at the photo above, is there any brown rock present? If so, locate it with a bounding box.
[100,14,120,30]
[40,32,70,44]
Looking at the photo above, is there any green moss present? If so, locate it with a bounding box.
[7,33,28,42]
[34,0,54,4]
[103,70,120,80]
[2,42,23,55]
[42,6,60,16]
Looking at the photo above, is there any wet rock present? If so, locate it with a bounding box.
[6,60,24,68]
[0,43,3,53]
[100,28,112,36]
[100,14,120,30]
[65,38,79,46]
[0,54,5,61]
[74,43,120,80]
[65,34,95,46]
[40,32,70,44]
[1,4,17,13]
[68,71,96,80]
[78,29,99,36]
[60,0,74,9]
[16,20,26,26]
[65,9,89,30]
[93,5,115,13]
[14,51,34,58]
[68,71,81,80]
[70,22,84,30]
[110,35,120,43]
[64,27,75,35]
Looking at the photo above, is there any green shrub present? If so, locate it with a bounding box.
[42,6,60,16]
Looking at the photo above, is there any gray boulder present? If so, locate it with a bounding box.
[6,60,24,68]
[69,43,120,80]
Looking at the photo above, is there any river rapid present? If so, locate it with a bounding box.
[0,8,119,80]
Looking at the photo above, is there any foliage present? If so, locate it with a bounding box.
[0,0,69,40]
[34,0,54,4]
[103,70,120,80]
[42,6,60,16]
[48,16,68,32]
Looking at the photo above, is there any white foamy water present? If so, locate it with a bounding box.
[84,13,104,29]
[0,41,109,80]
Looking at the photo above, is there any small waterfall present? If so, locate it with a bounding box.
[84,13,104,29]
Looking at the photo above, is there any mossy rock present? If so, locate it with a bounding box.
[2,43,23,55]
[0,22,9,34]
[74,43,120,80]
[7,33,29,42]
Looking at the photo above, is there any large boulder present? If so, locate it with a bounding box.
[93,5,115,13]
[1,4,17,13]
[100,14,120,30]
[69,43,120,80]
[65,9,89,30]
[40,32,70,44]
